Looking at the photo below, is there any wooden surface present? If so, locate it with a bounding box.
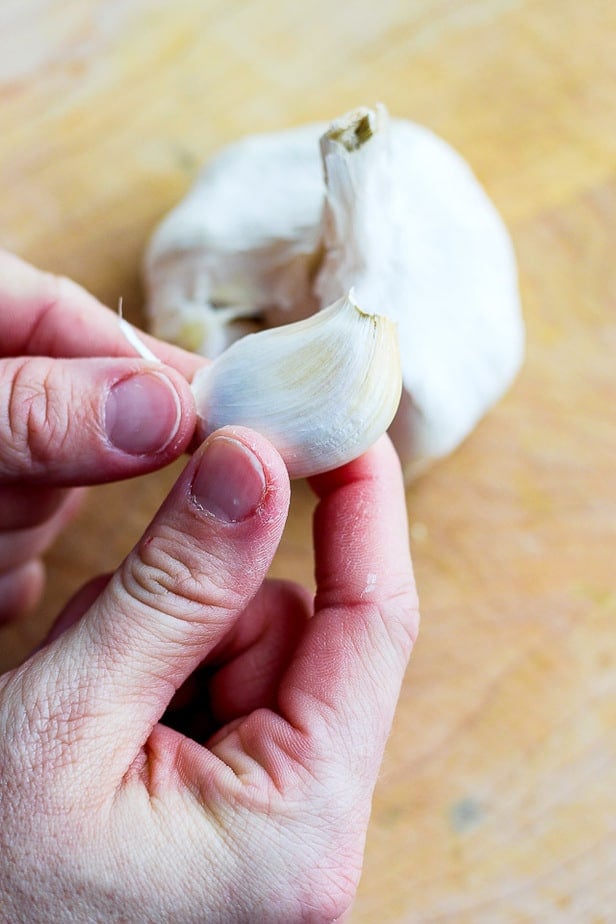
[1,1,615,920]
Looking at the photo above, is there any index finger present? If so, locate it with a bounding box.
[0,250,203,380]
[279,436,419,775]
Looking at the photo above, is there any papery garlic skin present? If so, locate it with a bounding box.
[145,125,324,356]
[191,293,402,478]
[145,105,524,479]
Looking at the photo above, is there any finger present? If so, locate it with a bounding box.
[0,490,84,570]
[0,484,70,530]
[165,580,311,739]
[0,558,45,623]
[40,427,290,759]
[207,580,311,723]
[278,436,419,775]
[0,356,196,484]
[0,249,203,380]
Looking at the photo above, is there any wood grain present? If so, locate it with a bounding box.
[1,1,615,920]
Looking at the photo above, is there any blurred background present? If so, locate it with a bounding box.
[1,1,614,920]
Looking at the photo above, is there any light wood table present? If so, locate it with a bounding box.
[1,2,615,920]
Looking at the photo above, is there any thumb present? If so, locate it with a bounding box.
[43,427,290,758]
[0,356,196,484]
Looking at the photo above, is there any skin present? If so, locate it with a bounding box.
[0,251,419,922]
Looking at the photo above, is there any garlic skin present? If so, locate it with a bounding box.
[144,124,324,356]
[144,105,524,479]
[191,292,402,478]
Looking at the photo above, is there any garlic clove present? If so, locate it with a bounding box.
[191,292,401,478]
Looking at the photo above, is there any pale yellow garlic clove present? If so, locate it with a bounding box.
[191,292,402,478]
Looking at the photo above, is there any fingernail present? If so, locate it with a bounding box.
[191,436,266,523]
[105,372,181,455]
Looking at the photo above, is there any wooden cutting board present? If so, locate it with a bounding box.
[1,2,615,920]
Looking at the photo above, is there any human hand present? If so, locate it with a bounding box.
[0,250,202,622]
[0,428,418,923]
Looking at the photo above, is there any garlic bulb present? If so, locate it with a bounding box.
[144,104,524,479]
[191,292,402,478]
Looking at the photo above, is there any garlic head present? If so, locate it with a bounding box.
[145,104,524,480]
[191,292,401,478]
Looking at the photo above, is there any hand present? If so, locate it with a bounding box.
[0,429,418,923]
[0,250,202,622]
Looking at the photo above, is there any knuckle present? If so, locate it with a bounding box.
[340,583,420,663]
[359,577,420,659]
[383,581,421,652]
[1,358,72,476]
[120,524,241,625]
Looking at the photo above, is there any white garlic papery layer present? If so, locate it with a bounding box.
[191,293,402,478]
[145,105,524,480]
[144,124,324,357]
